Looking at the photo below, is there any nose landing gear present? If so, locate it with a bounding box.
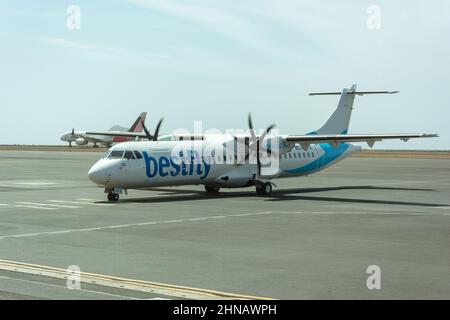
[105,188,123,202]
[107,192,119,202]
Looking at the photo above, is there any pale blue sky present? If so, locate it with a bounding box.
[0,0,448,149]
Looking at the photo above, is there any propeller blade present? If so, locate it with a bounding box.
[71,128,74,136]
[256,140,261,178]
[243,113,278,178]
[248,112,254,130]
[256,123,275,178]
[248,113,256,141]
[153,118,164,141]
[261,146,272,156]
[258,123,276,142]
[142,123,153,141]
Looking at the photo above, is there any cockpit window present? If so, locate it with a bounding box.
[108,150,124,159]
[104,151,112,159]
[133,151,143,159]
[124,151,136,160]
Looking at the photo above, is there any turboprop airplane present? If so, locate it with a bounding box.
[60,112,147,147]
[87,85,438,201]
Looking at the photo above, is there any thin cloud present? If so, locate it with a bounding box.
[40,37,170,66]
[127,0,297,61]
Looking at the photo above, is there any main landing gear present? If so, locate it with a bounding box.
[255,181,273,196]
[204,185,220,193]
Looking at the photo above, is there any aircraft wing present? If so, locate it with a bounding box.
[284,133,438,148]
[85,131,148,138]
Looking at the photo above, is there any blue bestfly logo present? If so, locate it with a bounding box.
[142,151,210,180]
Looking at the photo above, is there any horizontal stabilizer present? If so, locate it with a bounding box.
[309,91,399,96]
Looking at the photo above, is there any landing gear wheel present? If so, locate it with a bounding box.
[255,182,272,196]
[107,193,119,202]
[263,182,272,196]
[255,182,264,195]
[205,185,220,193]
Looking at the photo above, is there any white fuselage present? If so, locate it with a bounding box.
[88,137,361,190]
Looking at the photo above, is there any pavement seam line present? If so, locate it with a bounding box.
[0,259,273,300]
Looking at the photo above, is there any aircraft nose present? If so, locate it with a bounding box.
[88,163,110,185]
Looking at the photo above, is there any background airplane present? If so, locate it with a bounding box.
[60,112,147,147]
[87,85,438,201]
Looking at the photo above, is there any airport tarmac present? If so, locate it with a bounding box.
[0,150,449,299]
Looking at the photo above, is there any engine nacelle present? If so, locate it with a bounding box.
[260,136,295,155]
[75,138,88,146]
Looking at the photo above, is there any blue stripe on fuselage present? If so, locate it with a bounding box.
[282,143,349,174]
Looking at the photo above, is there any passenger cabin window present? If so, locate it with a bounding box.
[133,151,143,159]
[108,150,124,159]
[124,151,136,160]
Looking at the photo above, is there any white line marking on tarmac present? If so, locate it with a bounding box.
[0,274,141,300]
[1,208,447,241]
[1,203,58,210]
[0,211,273,240]
[371,179,450,186]
[274,210,433,216]
[283,210,450,217]
[14,202,81,209]
[14,182,58,186]
[12,204,57,210]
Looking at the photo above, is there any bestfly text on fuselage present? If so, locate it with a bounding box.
[142,151,211,180]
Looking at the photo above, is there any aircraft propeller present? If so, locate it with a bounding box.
[142,117,164,141]
[245,113,276,179]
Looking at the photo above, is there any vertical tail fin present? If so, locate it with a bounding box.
[310,84,357,135]
[128,112,147,132]
[308,84,398,135]
[111,112,147,143]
